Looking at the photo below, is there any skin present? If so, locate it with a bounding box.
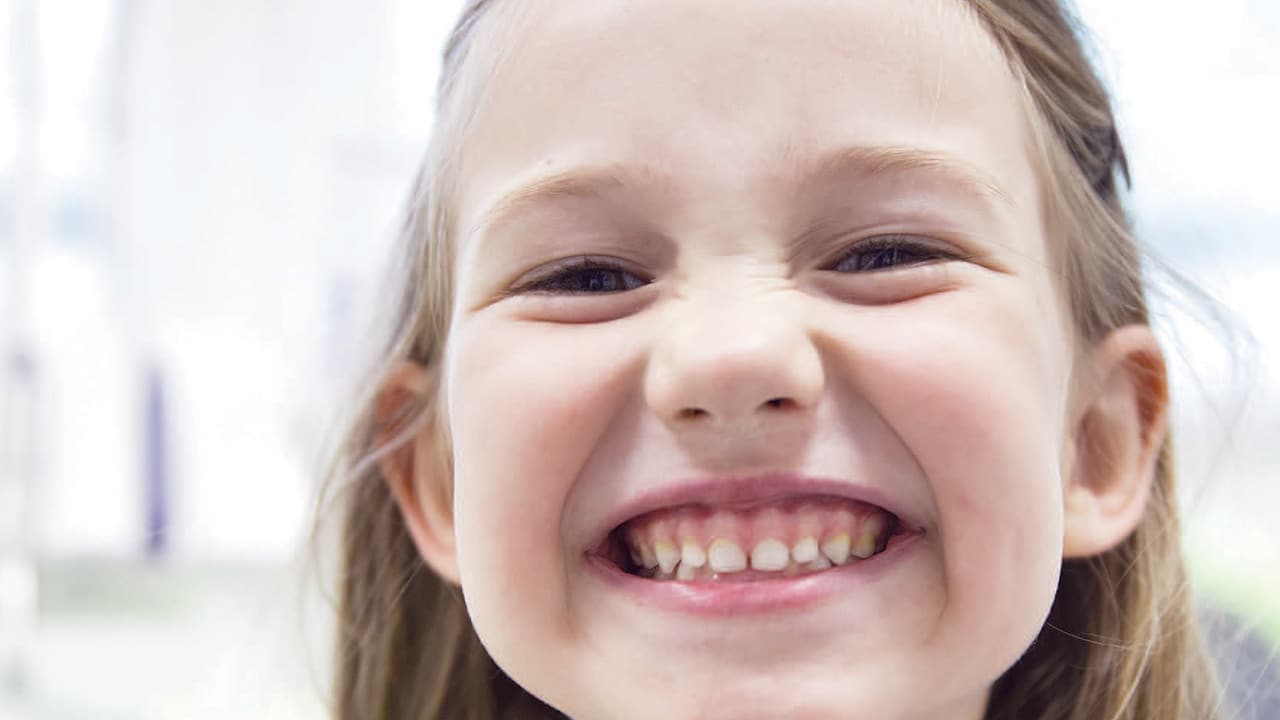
[381,0,1170,718]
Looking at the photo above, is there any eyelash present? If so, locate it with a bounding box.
[513,235,956,295]
[513,256,651,295]
[823,234,957,273]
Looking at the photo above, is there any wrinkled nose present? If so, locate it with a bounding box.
[644,294,824,431]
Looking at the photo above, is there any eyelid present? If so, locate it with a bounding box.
[507,254,650,295]
[819,233,965,270]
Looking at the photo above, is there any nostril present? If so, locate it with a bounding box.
[673,399,795,421]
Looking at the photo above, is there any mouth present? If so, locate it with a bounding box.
[593,495,908,583]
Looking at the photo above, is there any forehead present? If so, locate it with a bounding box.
[453,0,1040,249]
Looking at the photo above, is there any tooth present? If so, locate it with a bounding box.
[807,555,833,571]
[791,536,819,564]
[707,538,747,573]
[638,542,659,569]
[676,562,697,581]
[750,538,790,572]
[628,545,643,566]
[821,533,852,565]
[655,540,680,574]
[681,540,707,569]
[852,515,886,559]
[850,531,875,559]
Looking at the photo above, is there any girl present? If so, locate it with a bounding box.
[323,0,1226,717]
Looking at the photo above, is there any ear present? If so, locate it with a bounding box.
[375,361,460,584]
[1062,325,1170,558]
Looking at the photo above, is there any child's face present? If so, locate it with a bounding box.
[442,0,1073,717]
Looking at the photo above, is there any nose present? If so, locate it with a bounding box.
[645,293,824,431]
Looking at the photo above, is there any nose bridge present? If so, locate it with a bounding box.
[645,284,824,428]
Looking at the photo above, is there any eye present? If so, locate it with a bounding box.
[514,256,650,295]
[826,234,956,273]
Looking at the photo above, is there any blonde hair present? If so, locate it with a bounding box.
[320,1,1225,718]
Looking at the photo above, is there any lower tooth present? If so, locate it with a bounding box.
[807,555,833,571]
[676,563,697,581]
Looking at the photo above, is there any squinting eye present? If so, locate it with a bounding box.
[827,235,955,273]
[516,257,650,295]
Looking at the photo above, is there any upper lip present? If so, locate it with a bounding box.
[587,471,919,551]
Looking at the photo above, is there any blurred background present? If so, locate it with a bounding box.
[0,0,1276,718]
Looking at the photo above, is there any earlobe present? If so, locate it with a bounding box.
[375,361,461,584]
[1062,325,1169,558]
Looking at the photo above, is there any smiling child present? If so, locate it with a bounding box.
[324,1,1225,718]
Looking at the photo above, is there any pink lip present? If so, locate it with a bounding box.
[585,472,922,553]
[585,529,923,616]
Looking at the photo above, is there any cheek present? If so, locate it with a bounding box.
[825,286,1069,657]
[443,315,640,663]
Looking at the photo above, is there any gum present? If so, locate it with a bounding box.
[621,497,893,558]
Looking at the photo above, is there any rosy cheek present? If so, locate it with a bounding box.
[445,317,639,578]
[815,289,1068,635]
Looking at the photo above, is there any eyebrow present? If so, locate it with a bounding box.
[471,143,1012,240]
[469,165,640,242]
[803,144,1012,206]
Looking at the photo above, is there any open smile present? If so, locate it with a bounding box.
[584,477,926,615]
[606,496,900,581]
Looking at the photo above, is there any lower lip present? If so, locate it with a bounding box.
[584,530,924,616]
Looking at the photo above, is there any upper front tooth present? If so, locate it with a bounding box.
[681,540,707,569]
[707,538,747,573]
[655,540,680,574]
[751,539,790,572]
[791,536,819,564]
[821,533,852,565]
